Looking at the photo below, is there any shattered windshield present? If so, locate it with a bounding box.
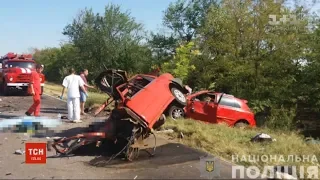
[6,61,35,69]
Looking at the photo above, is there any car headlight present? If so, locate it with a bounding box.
[9,77,13,81]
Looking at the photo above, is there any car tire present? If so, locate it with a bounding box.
[170,87,187,106]
[2,81,9,96]
[168,105,185,120]
[234,121,249,128]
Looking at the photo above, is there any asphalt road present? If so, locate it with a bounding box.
[0,93,258,179]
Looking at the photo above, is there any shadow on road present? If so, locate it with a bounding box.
[40,110,68,114]
[86,142,205,169]
[41,108,67,111]
[0,114,21,119]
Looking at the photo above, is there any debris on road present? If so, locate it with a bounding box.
[305,137,320,144]
[14,149,25,155]
[250,133,276,142]
[156,129,174,134]
[5,173,12,176]
[178,132,184,139]
[134,175,138,179]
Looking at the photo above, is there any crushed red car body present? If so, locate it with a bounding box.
[48,69,189,161]
[180,90,256,127]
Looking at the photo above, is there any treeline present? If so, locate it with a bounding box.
[31,0,320,131]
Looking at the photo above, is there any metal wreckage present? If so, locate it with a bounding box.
[47,69,189,162]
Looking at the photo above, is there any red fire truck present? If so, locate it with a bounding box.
[0,52,45,96]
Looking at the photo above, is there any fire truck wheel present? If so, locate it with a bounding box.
[1,81,9,96]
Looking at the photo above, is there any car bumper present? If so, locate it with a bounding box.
[7,83,45,87]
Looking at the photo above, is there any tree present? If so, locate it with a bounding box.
[161,41,198,82]
[62,4,153,77]
[163,0,218,42]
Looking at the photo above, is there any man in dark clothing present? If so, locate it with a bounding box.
[79,69,94,115]
[25,64,43,116]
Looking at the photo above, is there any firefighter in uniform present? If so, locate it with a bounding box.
[25,64,43,116]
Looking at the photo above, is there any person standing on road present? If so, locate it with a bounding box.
[60,68,88,123]
[79,69,95,115]
[25,64,44,116]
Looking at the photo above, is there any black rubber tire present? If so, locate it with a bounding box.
[170,87,187,106]
[168,105,185,120]
[2,81,9,96]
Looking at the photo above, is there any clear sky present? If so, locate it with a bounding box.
[0,0,319,55]
[0,0,174,55]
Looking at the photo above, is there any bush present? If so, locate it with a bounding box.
[264,106,297,131]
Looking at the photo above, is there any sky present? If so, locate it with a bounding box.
[0,0,174,55]
[0,0,319,55]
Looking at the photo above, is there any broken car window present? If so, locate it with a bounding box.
[219,96,241,108]
[194,93,215,102]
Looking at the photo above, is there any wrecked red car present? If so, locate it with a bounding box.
[48,69,188,161]
[168,90,256,127]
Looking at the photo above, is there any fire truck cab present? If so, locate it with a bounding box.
[0,52,45,96]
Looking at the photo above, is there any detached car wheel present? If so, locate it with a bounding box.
[170,87,187,106]
[168,105,185,120]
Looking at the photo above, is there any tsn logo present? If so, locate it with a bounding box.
[25,143,47,164]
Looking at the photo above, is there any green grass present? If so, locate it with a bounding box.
[44,82,320,177]
[43,82,107,108]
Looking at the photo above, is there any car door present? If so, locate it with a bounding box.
[216,95,239,125]
[186,92,217,123]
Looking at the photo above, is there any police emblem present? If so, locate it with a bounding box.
[198,155,220,179]
[206,161,214,172]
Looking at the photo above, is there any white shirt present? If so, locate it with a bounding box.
[62,74,85,98]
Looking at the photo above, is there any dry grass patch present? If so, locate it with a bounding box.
[43,82,107,108]
[163,118,320,177]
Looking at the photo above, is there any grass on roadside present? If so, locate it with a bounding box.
[162,118,320,177]
[44,82,320,177]
[43,82,107,108]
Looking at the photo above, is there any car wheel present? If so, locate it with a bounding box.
[234,121,249,128]
[168,105,185,120]
[170,87,187,106]
[2,81,9,96]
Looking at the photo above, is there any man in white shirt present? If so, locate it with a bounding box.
[60,68,88,123]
